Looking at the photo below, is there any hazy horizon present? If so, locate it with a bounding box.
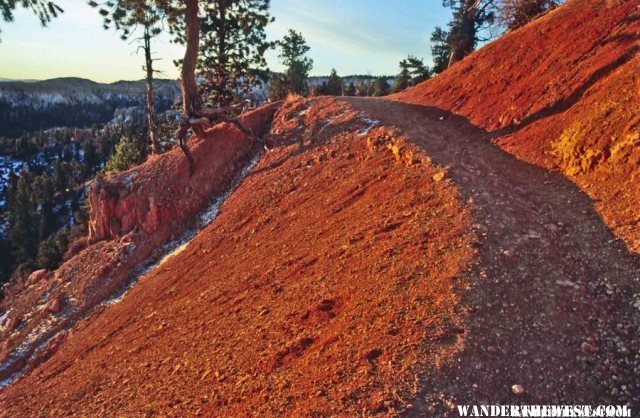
[0,0,451,83]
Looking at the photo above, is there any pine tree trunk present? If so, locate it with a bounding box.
[144,25,160,155]
[175,0,201,174]
[182,0,201,117]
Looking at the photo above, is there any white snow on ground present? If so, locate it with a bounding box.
[315,109,353,137]
[104,152,261,307]
[357,115,380,136]
[0,316,57,388]
[0,370,22,388]
[200,153,260,226]
[122,172,138,189]
[0,309,11,333]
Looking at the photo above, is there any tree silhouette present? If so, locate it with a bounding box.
[0,0,62,39]
[277,29,313,95]
[195,0,273,108]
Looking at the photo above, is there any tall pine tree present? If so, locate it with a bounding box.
[277,29,313,95]
[405,55,431,84]
[7,172,39,265]
[444,0,496,67]
[430,26,451,74]
[325,68,342,96]
[195,0,273,109]
[393,60,412,93]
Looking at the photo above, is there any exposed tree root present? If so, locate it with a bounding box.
[174,107,268,175]
[176,120,196,175]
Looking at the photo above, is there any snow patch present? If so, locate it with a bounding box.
[357,116,380,136]
[104,152,260,307]
[0,309,11,333]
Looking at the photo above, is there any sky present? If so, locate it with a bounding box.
[0,0,453,83]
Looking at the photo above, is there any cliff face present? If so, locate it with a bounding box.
[87,104,278,243]
[0,103,279,383]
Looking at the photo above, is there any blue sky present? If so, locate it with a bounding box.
[0,0,452,82]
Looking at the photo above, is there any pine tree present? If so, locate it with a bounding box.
[0,238,13,285]
[405,56,431,84]
[7,172,39,264]
[89,0,165,154]
[189,0,273,109]
[104,136,144,174]
[105,0,268,171]
[393,61,411,93]
[444,0,496,67]
[53,159,67,192]
[177,0,201,120]
[326,68,342,96]
[430,26,451,74]
[36,175,56,241]
[344,81,356,96]
[83,140,99,172]
[36,234,62,270]
[277,29,313,95]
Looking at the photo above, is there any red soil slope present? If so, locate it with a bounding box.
[0,104,277,384]
[1,1,638,414]
[0,98,473,416]
[394,0,640,252]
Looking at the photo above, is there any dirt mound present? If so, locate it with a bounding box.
[0,97,473,416]
[393,0,640,252]
[0,104,278,385]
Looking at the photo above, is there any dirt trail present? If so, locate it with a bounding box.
[343,98,640,413]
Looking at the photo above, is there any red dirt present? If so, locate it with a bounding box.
[1,1,640,415]
[88,102,278,242]
[393,0,640,253]
[0,98,474,416]
[0,104,277,384]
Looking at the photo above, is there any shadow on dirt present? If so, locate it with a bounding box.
[494,44,639,136]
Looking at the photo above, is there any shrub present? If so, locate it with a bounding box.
[104,136,144,174]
